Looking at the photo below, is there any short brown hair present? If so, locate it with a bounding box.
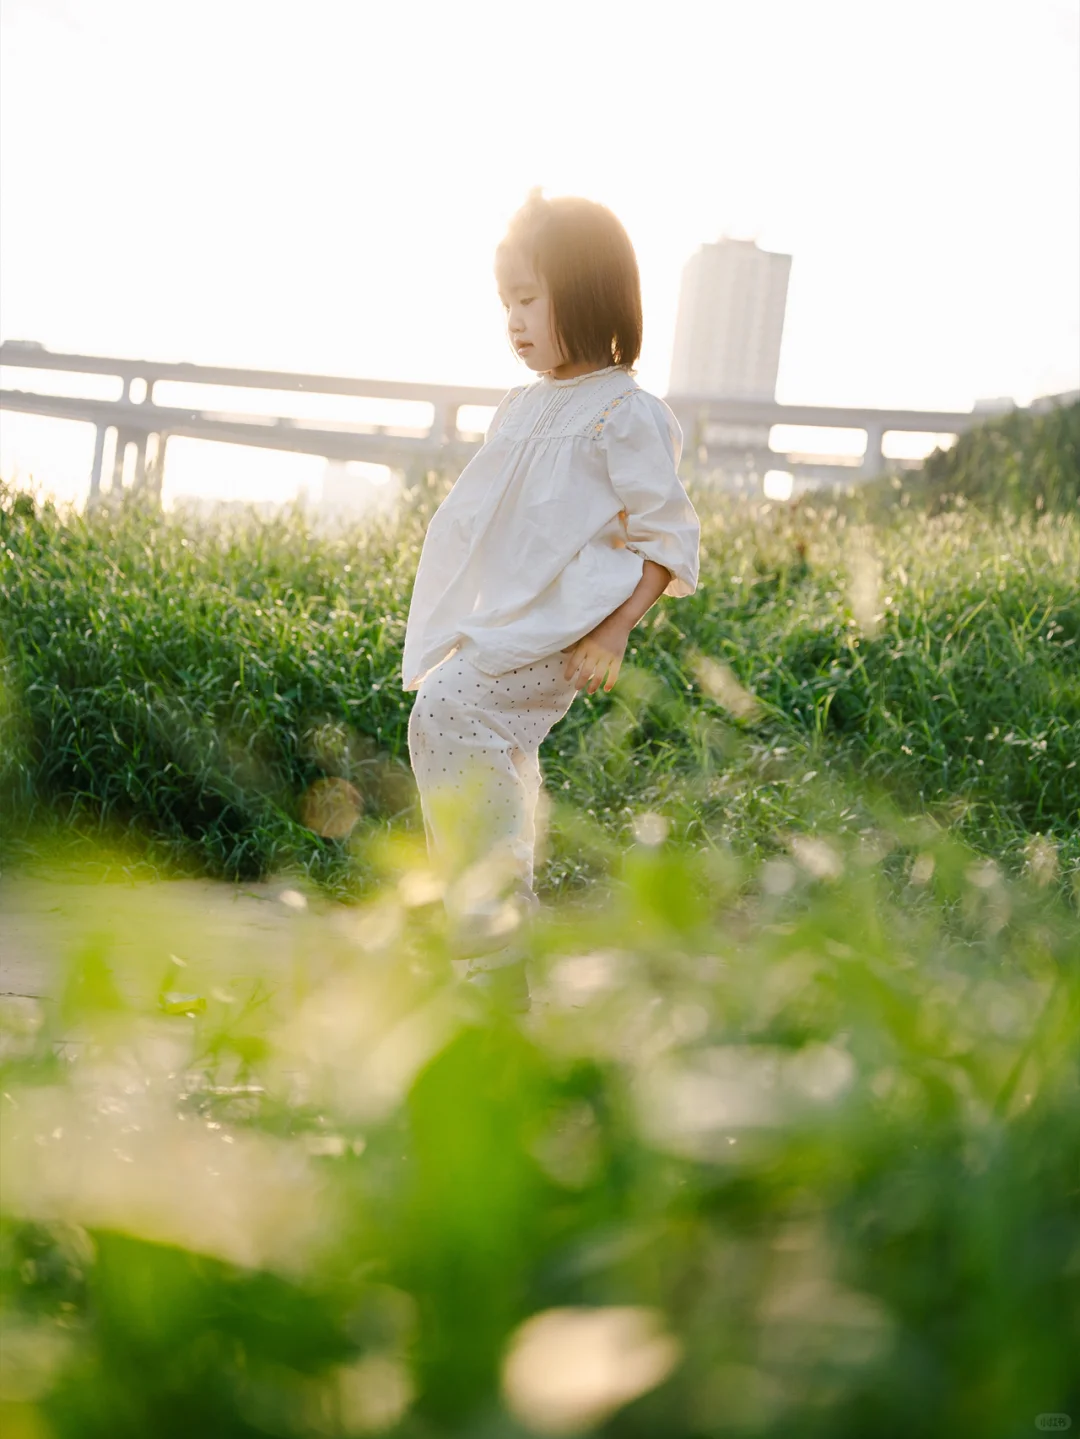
[498,190,643,371]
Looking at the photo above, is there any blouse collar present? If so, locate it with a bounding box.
[541,363,633,388]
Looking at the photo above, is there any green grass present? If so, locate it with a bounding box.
[1,820,1078,1437]
[2,457,1078,894]
[1,404,1079,1435]
[917,394,1080,515]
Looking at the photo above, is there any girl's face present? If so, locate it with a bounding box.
[494,247,604,381]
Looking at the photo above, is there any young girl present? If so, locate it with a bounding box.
[401,189,700,991]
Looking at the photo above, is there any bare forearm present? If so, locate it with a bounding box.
[605,558,672,633]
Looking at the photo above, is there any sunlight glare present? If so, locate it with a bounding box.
[456,404,497,438]
[770,425,867,458]
[0,413,97,509]
[882,431,959,460]
[321,460,401,523]
[161,438,324,511]
[152,382,434,433]
[0,367,123,402]
[763,470,794,501]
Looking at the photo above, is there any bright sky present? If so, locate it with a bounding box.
[1,0,1077,505]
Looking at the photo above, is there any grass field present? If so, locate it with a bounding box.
[3,422,1077,893]
[1,403,1078,1437]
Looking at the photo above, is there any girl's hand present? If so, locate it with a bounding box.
[562,617,631,695]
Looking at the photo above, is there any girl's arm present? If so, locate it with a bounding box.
[604,558,672,633]
[563,559,671,695]
[597,390,700,599]
[563,390,700,694]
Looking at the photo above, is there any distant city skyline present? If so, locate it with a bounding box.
[1,0,1077,506]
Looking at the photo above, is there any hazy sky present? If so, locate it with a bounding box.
[1,0,1077,501]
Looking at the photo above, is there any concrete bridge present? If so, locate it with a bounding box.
[0,340,993,502]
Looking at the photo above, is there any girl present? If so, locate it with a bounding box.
[401,189,700,997]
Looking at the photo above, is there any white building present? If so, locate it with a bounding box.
[668,237,792,399]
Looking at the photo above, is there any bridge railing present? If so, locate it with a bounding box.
[1,341,988,502]
[663,394,982,480]
[0,341,508,502]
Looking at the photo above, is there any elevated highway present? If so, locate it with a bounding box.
[1,340,995,502]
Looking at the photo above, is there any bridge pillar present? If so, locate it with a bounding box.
[110,428,132,492]
[132,436,147,492]
[860,425,885,478]
[144,433,168,501]
[88,425,106,502]
[430,402,458,446]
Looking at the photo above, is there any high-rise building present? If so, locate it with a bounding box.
[668,237,792,399]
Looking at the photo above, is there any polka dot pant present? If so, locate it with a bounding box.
[407,641,580,906]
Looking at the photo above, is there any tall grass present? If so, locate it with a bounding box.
[2,409,1079,1435]
[918,395,1080,515]
[2,470,1077,892]
[1,820,1078,1436]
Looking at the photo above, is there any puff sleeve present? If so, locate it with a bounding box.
[483,384,526,444]
[598,389,700,598]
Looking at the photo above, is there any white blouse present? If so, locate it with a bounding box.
[400,363,701,692]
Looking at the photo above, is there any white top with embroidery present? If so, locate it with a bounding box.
[400,363,701,691]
